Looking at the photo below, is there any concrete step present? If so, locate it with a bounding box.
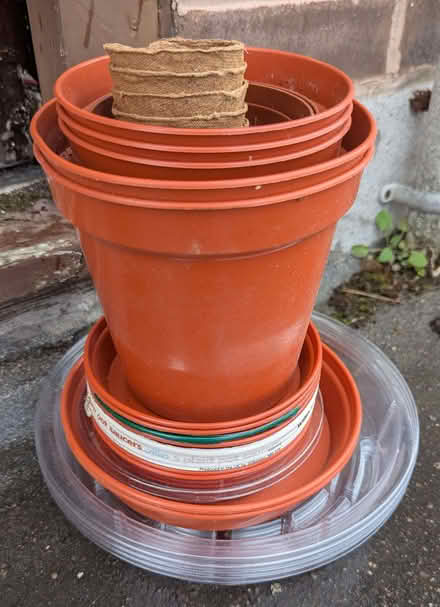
[0,165,88,307]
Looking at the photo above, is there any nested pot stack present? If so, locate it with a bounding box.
[32,39,374,529]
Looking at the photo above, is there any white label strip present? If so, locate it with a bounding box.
[84,386,318,472]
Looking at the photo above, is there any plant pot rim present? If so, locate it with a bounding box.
[58,95,351,156]
[31,98,375,197]
[58,108,351,171]
[81,82,326,151]
[61,340,361,520]
[34,139,373,211]
[55,50,354,136]
[84,317,322,434]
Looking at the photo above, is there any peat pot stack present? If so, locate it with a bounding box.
[105,39,249,128]
[32,40,375,532]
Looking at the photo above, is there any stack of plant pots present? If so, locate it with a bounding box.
[31,42,375,530]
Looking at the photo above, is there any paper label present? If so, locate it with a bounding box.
[84,386,318,472]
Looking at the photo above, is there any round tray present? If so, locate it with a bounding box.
[35,313,419,584]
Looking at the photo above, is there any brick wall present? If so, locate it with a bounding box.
[166,0,440,81]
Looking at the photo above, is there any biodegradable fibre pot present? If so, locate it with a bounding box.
[54,49,353,146]
[32,98,375,423]
[84,317,321,436]
[64,361,324,503]
[109,64,247,95]
[112,106,250,129]
[105,40,248,129]
[111,82,248,118]
[61,341,362,530]
[104,39,246,73]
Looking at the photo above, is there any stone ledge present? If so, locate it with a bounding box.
[0,172,88,306]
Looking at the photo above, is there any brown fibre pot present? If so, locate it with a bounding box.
[32,99,375,422]
[57,99,350,179]
[84,317,321,436]
[54,49,353,147]
[61,341,361,530]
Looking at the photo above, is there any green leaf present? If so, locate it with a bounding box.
[397,250,409,260]
[398,217,409,232]
[408,250,428,269]
[398,239,408,250]
[377,247,395,264]
[376,209,393,233]
[351,244,370,258]
[390,233,403,248]
[416,268,426,277]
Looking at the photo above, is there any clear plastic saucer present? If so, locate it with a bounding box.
[35,313,419,584]
[72,383,324,502]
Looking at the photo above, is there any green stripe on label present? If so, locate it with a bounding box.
[92,391,301,445]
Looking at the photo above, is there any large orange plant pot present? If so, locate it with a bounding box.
[32,97,375,422]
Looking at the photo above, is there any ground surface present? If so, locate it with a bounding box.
[1,287,439,607]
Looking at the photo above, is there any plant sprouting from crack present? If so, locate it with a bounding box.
[351,209,428,276]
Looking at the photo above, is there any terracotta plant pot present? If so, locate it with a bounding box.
[32,98,375,422]
[57,96,351,169]
[245,82,319,117]
[54,49,353,147]
[34,99,371,202]
[57,105,350,179]
[61,341,361,530]
[84,317,321,436]
[247,103,290,126]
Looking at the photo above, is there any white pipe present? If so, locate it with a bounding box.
[380,183,440,215]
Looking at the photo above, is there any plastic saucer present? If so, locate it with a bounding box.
[35,313,418,583]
